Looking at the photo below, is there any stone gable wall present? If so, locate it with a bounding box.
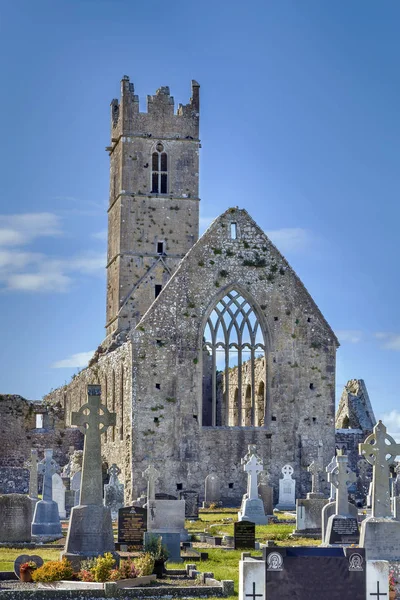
[128,208,337,503]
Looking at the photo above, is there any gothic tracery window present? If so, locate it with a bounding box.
[151,142,168,194]
[202,290,266,427]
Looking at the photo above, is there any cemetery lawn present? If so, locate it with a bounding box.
[0,547,59,571]
[192,509,317,546]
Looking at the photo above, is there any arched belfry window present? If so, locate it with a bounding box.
[151,142,168,194]
[202,290,267,427]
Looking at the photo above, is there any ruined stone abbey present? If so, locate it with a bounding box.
[0,77,377,504]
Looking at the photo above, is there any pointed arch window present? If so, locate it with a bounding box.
[151,142,168,194]
[202,290,266,427]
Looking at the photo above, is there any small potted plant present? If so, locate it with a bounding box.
[389,571,397,600]
[144,535,169,578]
[19,561,37,583]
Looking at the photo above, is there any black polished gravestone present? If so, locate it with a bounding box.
[117,506,147,546]
[234,520,255,549]
[264,547,366,600]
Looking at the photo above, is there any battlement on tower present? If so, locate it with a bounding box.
[109,76,200,140]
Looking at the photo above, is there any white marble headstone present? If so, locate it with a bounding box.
[52,473,66,519]
[276,464,296,510]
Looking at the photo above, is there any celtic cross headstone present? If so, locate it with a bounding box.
[326,456,338,502]
[324,454,359,545]
[308,460,323,498]
[63,385,117,569]
[358,420,400,560]
[359,420,400,518]
[276,464,296,510]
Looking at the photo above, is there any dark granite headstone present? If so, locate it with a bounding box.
[179,490,199,519]
[264,547,366,600]
[327,516,359,545]
[0,494,32,543]
[118,506,147,545]
[234,520,255,549]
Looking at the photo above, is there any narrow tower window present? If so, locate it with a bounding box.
[230,223,237,239]
[151,143,168,194]
[155,284,162,298]
[157,241,164,255]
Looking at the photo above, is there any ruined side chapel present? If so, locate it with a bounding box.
[42,77,339,505]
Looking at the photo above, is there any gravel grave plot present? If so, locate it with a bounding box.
[0,580,38,590]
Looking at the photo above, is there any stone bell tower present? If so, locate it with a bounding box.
[105,77,200,337]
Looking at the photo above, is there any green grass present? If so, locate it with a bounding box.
[0,547,60,572]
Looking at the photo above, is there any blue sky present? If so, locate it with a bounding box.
[0,1,399,434]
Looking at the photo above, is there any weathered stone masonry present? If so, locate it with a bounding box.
[9,76,373,506]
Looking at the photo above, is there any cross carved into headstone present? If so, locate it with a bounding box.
[308,460,323,495]
[328,454,356,516]
[38,449,59,502]
[326,456,338,502]
[370,580,387,598]
[359,420,400,518]
[243,453,264,501]
[142,465,160,502]
[71,384,116,506]
[245,582,263,600]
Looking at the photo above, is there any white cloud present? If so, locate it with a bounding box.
[0,213,62,246]
[265,228,310,253]
[374,332,400,351]
[51,350,95,369]
[7,272,71,292]
[336,330,363,344]
[379,410,400,442]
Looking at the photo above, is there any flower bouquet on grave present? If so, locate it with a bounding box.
[389,571,397,599]
[19,561,37,583]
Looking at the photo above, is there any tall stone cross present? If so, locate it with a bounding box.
[243,453,264,501]
[326,456,338,502]
[27,449,39,499]
[108,463,121,486]
[308,460,323,495]
[328,454,356,515]
[359,420,400,518]
[38,449,59,502]
[71,384,116,506]
[142,464,160,502]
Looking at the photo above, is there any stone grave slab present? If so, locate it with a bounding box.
[293,498,328,536]
[204,474,220,507]
[0,494,32,543]
[52,473,66,519]
[147,499,185,533]
[144,531,181,563]
[264,546,366,600]
[118,506,147,546]
[70,470,81,506]
[275,465,296,511]
[234,520,255,549]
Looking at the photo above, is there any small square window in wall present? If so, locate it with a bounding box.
[155,383,161,390]
[155,284,162,298]
[228,482,234,489]
[176,483,183,491]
